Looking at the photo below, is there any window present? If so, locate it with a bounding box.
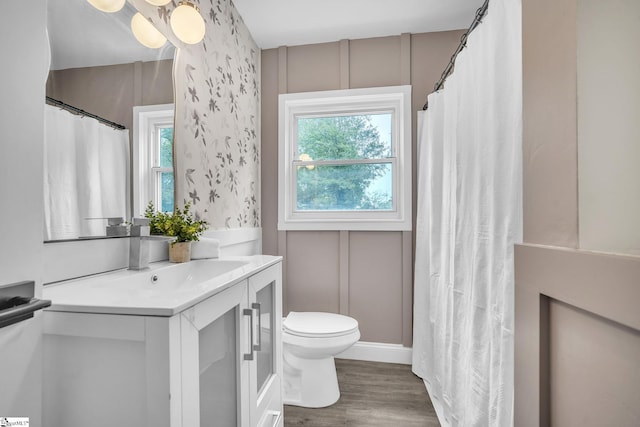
[278,86,412,230]
[133,104,175,215]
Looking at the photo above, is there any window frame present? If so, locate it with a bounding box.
[133,103,175,216]
[278,85,412,231]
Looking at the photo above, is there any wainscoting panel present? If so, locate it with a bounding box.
[549,300,640,427]
[348,231,403,343]
[283,230,409,345]
[514,244,640,427]
[285,231,341,314]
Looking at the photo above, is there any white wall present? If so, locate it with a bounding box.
[0,0,48,423]
[578,0,640,255]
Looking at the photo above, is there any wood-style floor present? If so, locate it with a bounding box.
[284,359,441,427]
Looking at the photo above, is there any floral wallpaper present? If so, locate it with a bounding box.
[134,0,260,229]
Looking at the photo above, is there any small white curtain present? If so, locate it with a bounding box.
[412,0,522,426]
[44,105,129,240]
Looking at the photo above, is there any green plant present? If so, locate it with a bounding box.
[144,201,208,244]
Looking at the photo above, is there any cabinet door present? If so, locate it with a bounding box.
[248,264,283,427]
[181,281,251,427]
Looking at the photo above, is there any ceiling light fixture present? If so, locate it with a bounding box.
[86,0,125,13]
[131,13,167,49]
[170,1,206,45]
[144,0,172,6]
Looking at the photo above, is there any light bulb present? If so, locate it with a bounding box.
[299,154,315,170]
[145,0,172,5]
[170,1,206,45]
[86,0,125,13]
[131,13,167,49]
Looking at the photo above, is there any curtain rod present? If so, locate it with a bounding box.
[422,0,490,110]
[45,96,126,130]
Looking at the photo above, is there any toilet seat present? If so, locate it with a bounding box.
[283,312,359,338]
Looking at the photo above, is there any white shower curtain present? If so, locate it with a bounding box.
[44,105,129,240]
[412,0,522,426]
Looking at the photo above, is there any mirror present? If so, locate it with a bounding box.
[44,0,175,241]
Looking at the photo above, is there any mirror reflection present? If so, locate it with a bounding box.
[44,0,175,241]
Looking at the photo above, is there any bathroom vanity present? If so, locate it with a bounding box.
[42,256,283,427]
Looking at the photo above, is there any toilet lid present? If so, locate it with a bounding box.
[283,312,359,338]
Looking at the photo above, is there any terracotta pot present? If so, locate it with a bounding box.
[169,241,192,263]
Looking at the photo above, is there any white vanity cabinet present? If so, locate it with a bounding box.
[43,259,283,427]
[180,263,283,427]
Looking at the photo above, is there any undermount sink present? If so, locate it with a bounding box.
[43,256,279,316]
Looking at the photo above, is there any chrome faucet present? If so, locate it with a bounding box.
[129,218,151,270]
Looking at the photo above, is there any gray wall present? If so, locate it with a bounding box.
[261,32,463,345]
[516,0,640,425]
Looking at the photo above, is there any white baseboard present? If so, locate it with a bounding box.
[336,341,412,365]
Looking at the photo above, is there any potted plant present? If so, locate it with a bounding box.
[144,202,208,263]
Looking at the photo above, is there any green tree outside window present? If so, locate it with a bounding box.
[296,115,393,210]
[159,127,174,212]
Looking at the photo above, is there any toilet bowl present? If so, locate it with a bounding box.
[282,312,360,408]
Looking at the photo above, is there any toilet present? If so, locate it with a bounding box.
[282,312,360,408]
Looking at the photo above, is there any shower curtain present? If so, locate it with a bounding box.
[412,0,522,426]
[44,104,129,240]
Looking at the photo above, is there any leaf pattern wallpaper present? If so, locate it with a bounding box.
[133,0,260,229]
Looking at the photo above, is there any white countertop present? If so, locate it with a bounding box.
[43,255,281,317]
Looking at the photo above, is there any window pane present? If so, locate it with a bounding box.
[296,163,393,211]
[297,113,392,161]
[159,127,173,168]
[160,172,174,212]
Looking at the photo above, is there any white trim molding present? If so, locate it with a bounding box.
[132,103,175,217]
[278,85,412,231]
[336,341,412,365]
[203,227,262,256]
